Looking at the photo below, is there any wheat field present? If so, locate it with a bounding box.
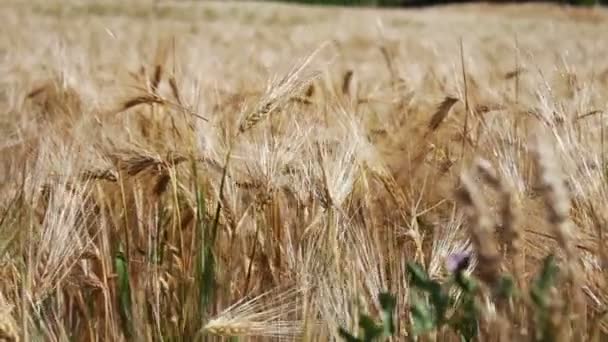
[2,0,608,341]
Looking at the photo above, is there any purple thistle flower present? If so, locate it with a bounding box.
[446,252,471,274]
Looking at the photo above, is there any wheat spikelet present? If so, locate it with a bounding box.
[148,37,169,94]
[80,169,118,182]
[314,142,334,210]
[531,131,587,339]
[238,44,326,133]
[235,179,264,191]
[504,68,527,80]
[455,168,502,287]
[531,133,576,260]
[0,322,18,342]
[0,295,18,342]
[427,96,460,133]
[379,43,398,87]
[373,169,407,212]
[168,76,182,106]
[201,286,304,338]
[220,197,237,230]
[25,79,83,120]
[109,150,187,177]
[473,157,525,334]
[342,69,354,96]
[153,172,171,196]
[315,137,361,209]
[165,150,187,166]
[120,94,165,112]
[475,103,506,115]
[305,83,315,97]
[120,153,162,176]
[31,178,96,302]
[151,63,163,95]
[474,158,523,283]
[254,190,274,213]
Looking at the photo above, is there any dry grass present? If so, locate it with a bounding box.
[2,0,608,341]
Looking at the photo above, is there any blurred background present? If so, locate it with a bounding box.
[269,0,605,7]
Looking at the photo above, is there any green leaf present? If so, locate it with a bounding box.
[199,249,216,311]
[530,254,560,342]
[338,327,361,342]
[407,262,450,328]
[531,254,559,309]
[407,262,433,290]
[115,249,133,338]
[454,270,477,294]
[359,314,383,341]
[411,298,435,336]
[195,148,231,322]
[429,282,450,324]
[495,275,516,300]
[338,292,396,341]
[379,292,396,336]
[452,297,478,342]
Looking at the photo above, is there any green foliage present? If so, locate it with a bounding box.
[407,262,451,335]
[115,247,133,339]
[379,293,397,336]
[338,292,397,342]
[407,261,480,340]
[494,275,516,300]
[338,255,562,341]
[530,254,560,342]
